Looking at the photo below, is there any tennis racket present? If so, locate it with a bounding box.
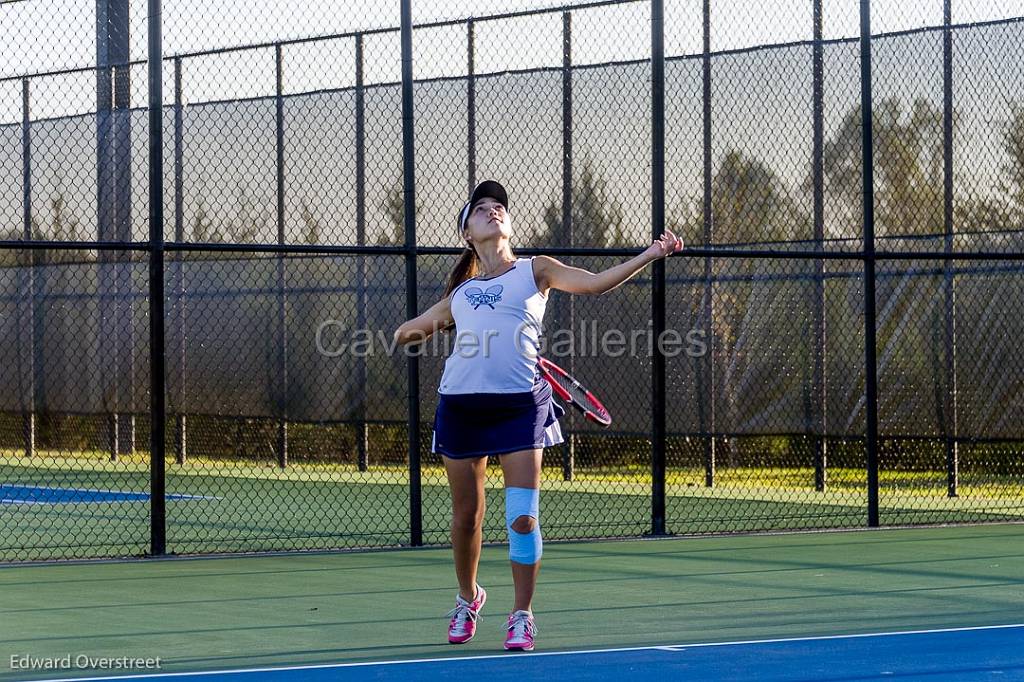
[537,357,612,427]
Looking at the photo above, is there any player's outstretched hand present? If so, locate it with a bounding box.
[645,228,684,261]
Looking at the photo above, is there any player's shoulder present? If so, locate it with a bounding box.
[529,255,563,295]
[530,254,562,272]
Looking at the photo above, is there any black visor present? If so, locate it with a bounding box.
[457,180,509,235]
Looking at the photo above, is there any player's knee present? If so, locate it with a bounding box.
[505,487,542,564]
[511,514,536,534]
[452,516,481,533]
[452,504,484,532]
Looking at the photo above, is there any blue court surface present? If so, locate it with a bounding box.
[40,624,1024,682]
[0,485,206,505]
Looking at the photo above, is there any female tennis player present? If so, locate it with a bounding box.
[393,180,682,651]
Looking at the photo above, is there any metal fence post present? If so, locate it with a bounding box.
[942,0,959,498]
[812,0,828,492]
[401,0,423,547]
[114,58,136,457]
[355,34,369,472]
[860,0,880,527]
[700,0,716,488]
[467,19,476,195]
[275,43,289,469]
[650,0,667,536]
[97,0,135,458]
[97,57,118,461]
[173,56,187,465]
[147,0,167,557]
[96,1,137,456]
[561,10,576,482]
[21,77,36,460]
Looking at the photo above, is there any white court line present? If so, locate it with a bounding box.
[36,622,1024,682]
[0,485,216,505]
[1,485,202,497]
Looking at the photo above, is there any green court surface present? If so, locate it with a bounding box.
[1,524,1023,680]
[3,455,1023,560]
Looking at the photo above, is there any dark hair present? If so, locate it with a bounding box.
[444,246,480,299]
[438,247,480,332]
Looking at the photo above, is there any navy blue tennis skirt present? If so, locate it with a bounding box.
[432,376,566,459]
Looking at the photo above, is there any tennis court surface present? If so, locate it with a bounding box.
[2,524,1022,681]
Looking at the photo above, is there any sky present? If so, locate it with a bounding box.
[0,0,1020,247]
[2,0,1020,86]
[0,0,1018,122]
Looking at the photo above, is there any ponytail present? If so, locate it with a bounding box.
[439,247,479,332]
[444,246,480,298]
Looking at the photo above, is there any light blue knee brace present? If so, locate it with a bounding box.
[506,487,542,564]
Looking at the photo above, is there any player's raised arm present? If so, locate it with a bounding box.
[533,228,683,296]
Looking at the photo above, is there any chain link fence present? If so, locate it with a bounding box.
[0,0,1021,560]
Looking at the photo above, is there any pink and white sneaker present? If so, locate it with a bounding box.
[446,585,487,644]
[504,610,537,651]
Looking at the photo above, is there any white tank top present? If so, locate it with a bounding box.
[438,257,547,395]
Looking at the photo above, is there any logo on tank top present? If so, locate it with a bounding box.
[464,284,503,310]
